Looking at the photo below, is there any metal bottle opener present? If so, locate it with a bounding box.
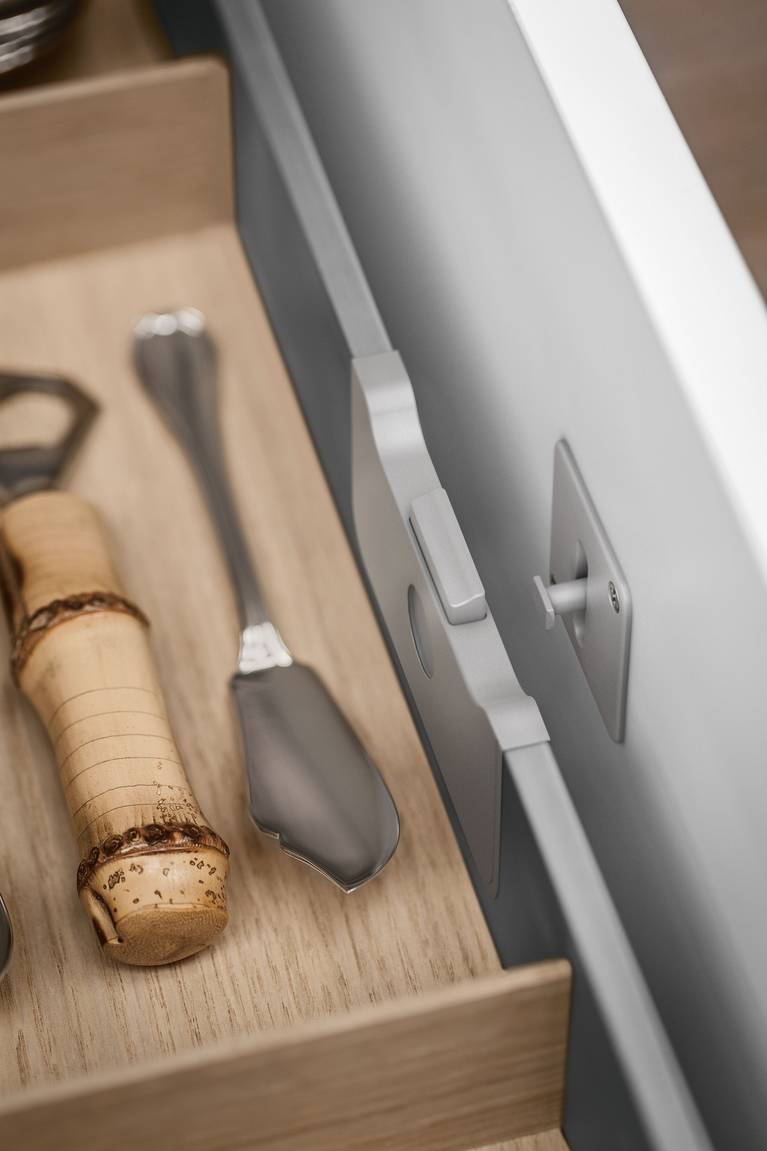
[0,370,97,502]
[0,371,230,967]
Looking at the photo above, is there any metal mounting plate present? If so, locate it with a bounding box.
[549,440,632,741]
[352,350,548,892]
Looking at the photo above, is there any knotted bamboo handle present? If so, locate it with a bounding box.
[0,490,229,966]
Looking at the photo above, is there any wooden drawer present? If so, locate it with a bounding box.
[0,36,570,1151]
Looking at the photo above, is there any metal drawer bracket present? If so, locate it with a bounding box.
[352,349,548,893]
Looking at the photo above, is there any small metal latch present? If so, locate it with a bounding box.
[410,488,487,625]
[533,574,588,631]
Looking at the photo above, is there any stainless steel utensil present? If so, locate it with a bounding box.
[133,308,400,891]
[0,1,79,77]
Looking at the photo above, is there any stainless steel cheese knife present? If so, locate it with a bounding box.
[133,308,400,891]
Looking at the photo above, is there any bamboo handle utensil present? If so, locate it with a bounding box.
[0,374,229,966]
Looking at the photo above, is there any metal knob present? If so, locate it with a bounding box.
[533,575,587,631]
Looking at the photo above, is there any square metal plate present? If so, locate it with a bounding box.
[550,440,632,741]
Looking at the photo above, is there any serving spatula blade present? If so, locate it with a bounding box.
[232,664,399,891]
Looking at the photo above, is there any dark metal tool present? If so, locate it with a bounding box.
[0,370,96,501]
[133,308,400,891]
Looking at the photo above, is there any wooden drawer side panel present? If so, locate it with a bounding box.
[0,58,233,272]
[0,962,570,1151]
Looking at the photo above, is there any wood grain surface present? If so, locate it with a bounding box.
[620,0,767,296]
[0,199,573,1151]
[483,1135,569,1151]
[0,963,570,1151]
[0,58,232,272]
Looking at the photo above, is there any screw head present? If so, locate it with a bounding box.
[608,580,620,613]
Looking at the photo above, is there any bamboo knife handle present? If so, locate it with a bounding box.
[0,491,229,966]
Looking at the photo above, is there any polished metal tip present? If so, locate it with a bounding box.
[133,307,206,342]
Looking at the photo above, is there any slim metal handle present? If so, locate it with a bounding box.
[134,309,267,632]
[508,742,714,1151]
